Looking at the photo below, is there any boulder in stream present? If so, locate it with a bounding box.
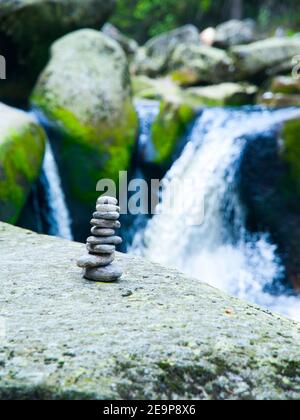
[31,29,138,241]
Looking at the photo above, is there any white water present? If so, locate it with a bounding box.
[134,99,160,163]
[132,107,300,321]
[41,142,73,240]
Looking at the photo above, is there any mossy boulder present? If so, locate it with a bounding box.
[31,29,138,240]
[152,100,195,166]
[185,83,257,106]
[169,44,235,86]
[0,0,116,105]
[0,103,46,224]
[231,38,300,80]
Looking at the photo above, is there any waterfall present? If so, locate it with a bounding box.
[40,142,73,240]
[30,110,73,240]
[132,106,300,321]
[122,99,160,248]
[134,98,160,163]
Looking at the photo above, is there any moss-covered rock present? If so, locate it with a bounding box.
[152,101,195,166]
[185,83,258,106]
[1,222,300,400]
[0,103,46,224]
[231,37,300,80]
[0,0,116,105]
[31,29,138,240]
[169,44,235,86]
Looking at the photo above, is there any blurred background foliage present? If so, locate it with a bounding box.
[111,0,300,42]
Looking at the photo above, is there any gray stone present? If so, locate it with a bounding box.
[168,44,235,86]
[87,236,122,246]
[231,37,300,79]
[93,211,120,221]
[102,23,138,57]
[96,204,120,213]
[1,222,300,400]
[90,219,121,229]
[214,19,257,48]
[97,196,118,205]
[90,227,115,237]
[77,253,115,268]
[84,263,123,282]
[133,25,200,77]
[87,243,115,254]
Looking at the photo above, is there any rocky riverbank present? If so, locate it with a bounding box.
[0,222,300,400]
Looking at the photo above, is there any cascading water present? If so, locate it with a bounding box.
[122,99,160,248]
[40,142,73,240]
[30,110,73,240]
[131,106,300,321]
[134,99,160,163]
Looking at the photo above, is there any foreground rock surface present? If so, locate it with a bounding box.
[1,223,300,400]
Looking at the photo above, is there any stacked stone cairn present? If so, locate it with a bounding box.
[77,196,123,282]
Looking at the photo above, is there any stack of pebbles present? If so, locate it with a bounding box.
[77,196,123,282]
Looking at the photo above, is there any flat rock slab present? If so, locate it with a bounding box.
[0,222,300,400]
